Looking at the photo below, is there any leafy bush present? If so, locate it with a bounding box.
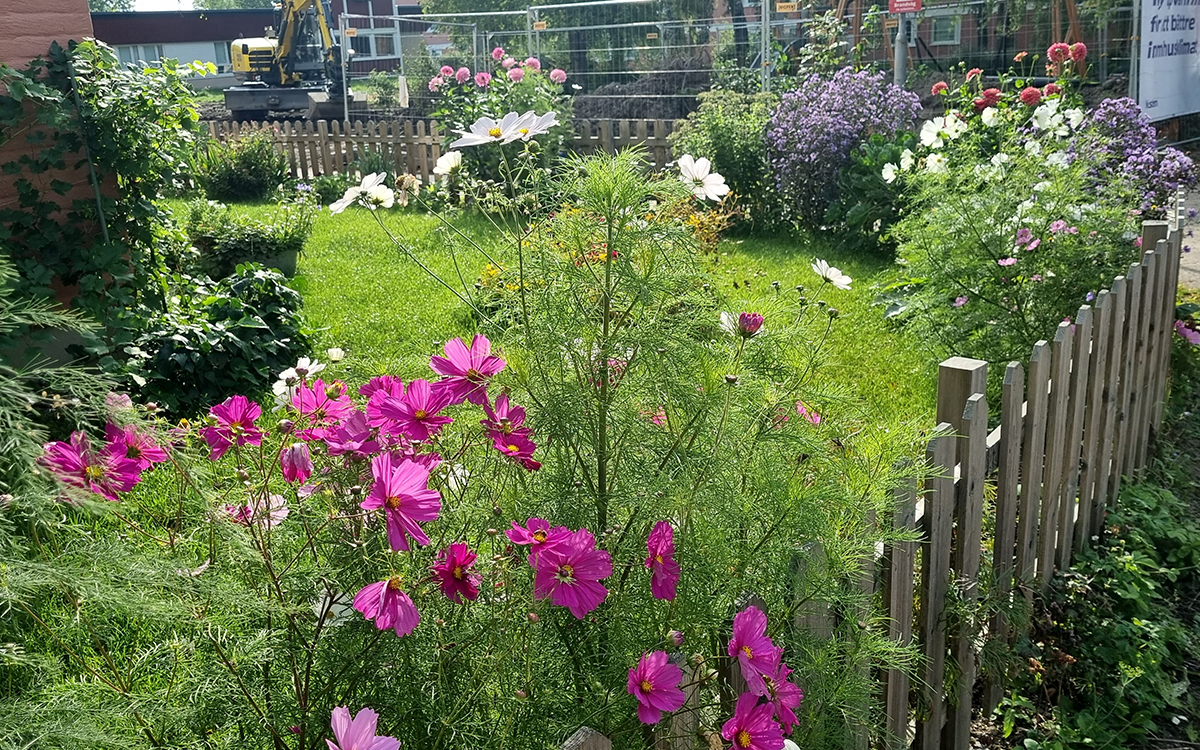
[198,132,289,202]
[766,67,920,228]
[119,264,310,415]
[184,199,314,278]
[669,89,786,231]
[310,173,356,205]
[363,69,401,108]
[825,131,918,254]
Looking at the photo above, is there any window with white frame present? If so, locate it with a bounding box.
[213,41,231,71]
[116,44,164,65]
[374,34,396,57]
[929,14,961,45]
[350,35,373,56]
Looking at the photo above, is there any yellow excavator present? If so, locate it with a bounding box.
[225,0,354,120]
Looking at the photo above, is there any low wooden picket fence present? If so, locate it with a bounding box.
[203,118,678,183]
[558,199,1188,750]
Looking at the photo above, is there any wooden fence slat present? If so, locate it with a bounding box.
[659,663,699,750]
[1077,291,1112,552]
[1015,341,1051,588]
[1038,322,1073,588]
[1154,222,1182,429]
[945,394,988,750]
[405,119,417,177]
[1094,276,1128,535]
[984,361,1024,713]
[885,475,918,750]
[599,119,614,154]
[1132,247,1160,473]
[1058,306,1093,569]
[1112,262,1142,500]
[562,726,611,750]
[916,427,955,750]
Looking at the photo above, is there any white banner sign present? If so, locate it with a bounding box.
[1139,0,1200,121]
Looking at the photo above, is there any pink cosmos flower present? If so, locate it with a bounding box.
[965,67,982,81]
[507,517,569,563]
[627,651,687,725]
[997,257,1018,267]
[534,528,612,618]
[200,395,263,460]
[359,375,404,399]
[326,706,400,750]
[428,76,444,92]
[756,657,804,734]
[279,442,313,484]
[474,71,492,87]
[293,379,355,440]
[501,56,517,69]
[439,65,454,76]
[432,542,481,602]
[324,409,381,459]
[455,66,471,83]
[728,605,781,696]
[226,493,289,529]
[1177,319,1200,346]
[360,452,441,551]
[430,334,506,406]
[1019,86,1041,106]
[795,402,821,425]
[105,391,134,414]
[508,67,525,82]
[1069,42,1087,62]
[491,432,541,471]
[721,692,784,750]
[1049,220,1068,234]
[549,68,567,84]
[646,520,681,601]
[1026,239,1041,252]
[492,46,505,61]
[1015,227,1034,245]
[353,577,420,637]
[364,379,406,430]
[931,81,948,95]
[954,295,969,307]
[377,378,453,441]
[1047,42,1070,63]
[38,431,141,501]
[481,393,530,442]
[524,57,541,70]
[104,422,168,470]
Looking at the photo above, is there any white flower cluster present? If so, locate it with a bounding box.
[448,111,559,149]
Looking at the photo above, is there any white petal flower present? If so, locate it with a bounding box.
[507,110,559,142]
[449,112,524,148]
[943,115,968,139]
[719,311,738,336]
[1030,101,1061,131]
[981,107,1000,127]
[677,154,730,201]
[1046,151,1070,169]
[292,357,325,378]
[811,259,852,290]
[1065,108,1086,129]
[1025,140,1043,155]
[433,150,463,176]
[328,172,387,214]
[362,184,395,209]
[326,347,345,362]
[881,162,899,183]
[919,119,944,149]
[1033,180,1051,192]
[925,153,948,173]
[445,464,470,494]
[991,153,1011,167]
[312,590,354,628]
[899,148,915,170]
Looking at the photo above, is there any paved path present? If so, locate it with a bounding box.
[1179,190,1200,290]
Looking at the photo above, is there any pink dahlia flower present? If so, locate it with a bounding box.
[492,46,505,61]
[501,56,517,69]
[931,81,948,96]
[428,76,444,92]
[721,691,785,750]
[353,577,420,638]
[455,66,471,83]
[293,378,355,440]
[324,409,380,459]
[549,68,567,84]
[534,528,612,618]
[200,395,263,460]
[327,706,400,750]
[1069,42,1087,62]
[524,56,541,70]
[1043,82,1062,96]
[627,650,687,725]
[1047,42,1070,63]
[360,452,441,551]
[645,520,681,601]
[430,334,506,406]
[757,657,804,734]
[279,442,313,484]
[474,71,492,87]
[728,605,781,696]
[507,517,569,564]
[439,65,454,76]
[1019,86,1042,106]
[507,67,525,82]
[432,542,481,602]
[38,431,141,501]
[376,378,453,441]
[104,422,168,470]
[965,67,982,81]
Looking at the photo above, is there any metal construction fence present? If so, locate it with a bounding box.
[332,0,1138,122]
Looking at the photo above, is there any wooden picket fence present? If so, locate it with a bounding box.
[203,118,678,183]
[558,198,1188,750]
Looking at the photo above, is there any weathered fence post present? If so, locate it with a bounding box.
[884,474,917,750]
[1015,341,1050,589]
[563,726,611,750]
[1057,306,1093,568]
[1077,291,1112,553]
[915,427,955,750]
[1037,322,1073,588]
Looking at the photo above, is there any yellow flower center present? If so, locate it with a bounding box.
[84,465,105,480]
[488,127,502,138]
[229,421,244,435]
[735,730,752,749]
[466,367,484,381]
[639,679,654,694]
[385,496,402,510]
[741,645,753,660]
[507,444,520,453]
[533,530,547,543]
[414,409,428,419]
[387,576,403,591]
[453,565,464,580]
[555,564,575,584]
[655,555,664,564]
[518,128,529,135]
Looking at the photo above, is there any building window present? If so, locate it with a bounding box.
[374,34,395,56]
[213,41,231,71]
[929,15,961,45]
[351,35,373,57]
[116,44,164,65]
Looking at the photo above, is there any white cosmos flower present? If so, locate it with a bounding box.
[899,148,915,170]
[1025,140,1043,155]
[926,153,948,173]
[919,115,967,149]
[507,110,559,142]
[433,150,462,176]
[1033,180,1051,192]
[677,154,730,201]
[449,112,525,148]
[981,107,1000,127]
[811,259,852,290]
[1065,108,1085,129]
[1046,151,1070,169]
[280,357,325,380]
[881,163,899,183]
[326,347,345,362]
[362,184,395,209]
[312,590,354,628]
[329,172,387,214]
[991,152,1011,167]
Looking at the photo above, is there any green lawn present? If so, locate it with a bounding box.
[276,205,938,423]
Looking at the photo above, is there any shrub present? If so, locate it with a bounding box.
[766,68,920,228]
[119,264,310,415]
[669,89,786,231]
[363,69,401,108]
[184,199,314,278]
[824,130,918,254]
[310,172,356,205]
[198,132,289,202]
